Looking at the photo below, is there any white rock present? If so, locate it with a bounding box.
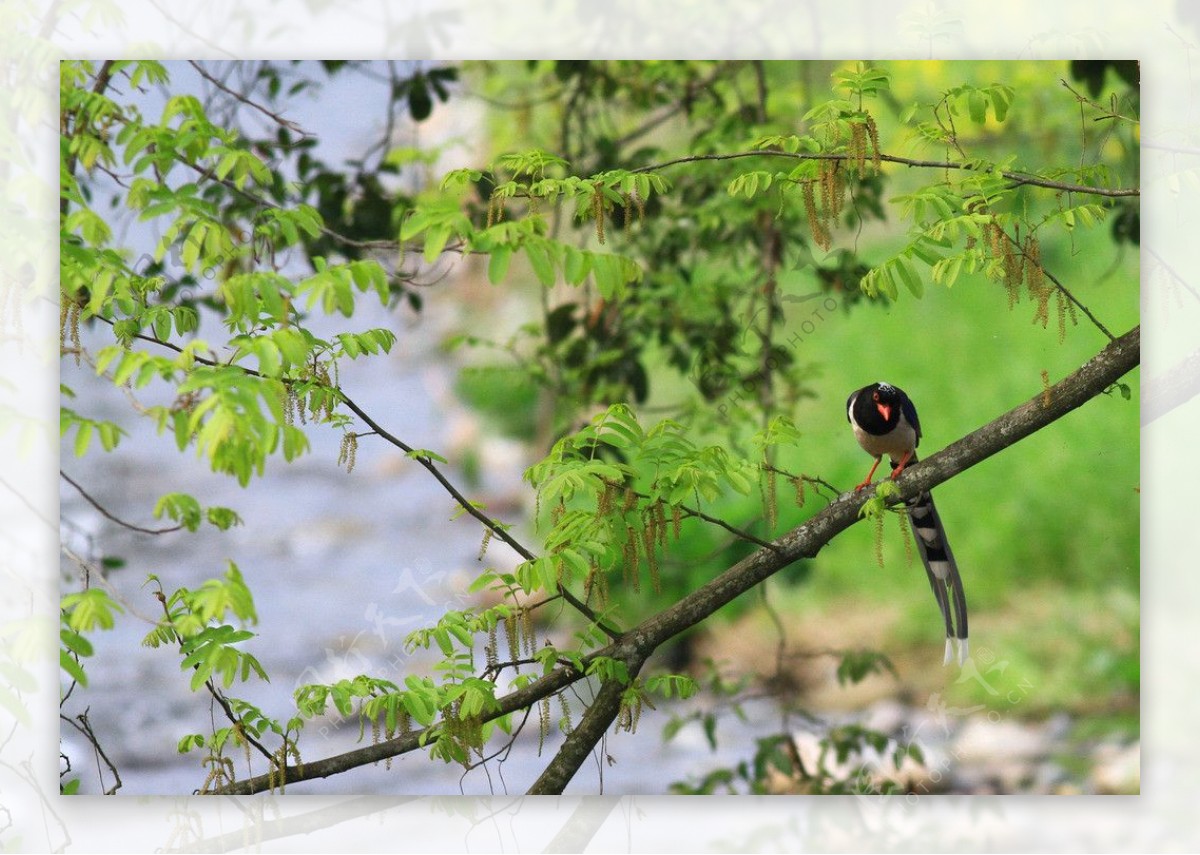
[1092,741,1140,793]
[953,717,1049,763]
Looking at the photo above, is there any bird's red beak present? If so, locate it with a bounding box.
[876,402,892,422]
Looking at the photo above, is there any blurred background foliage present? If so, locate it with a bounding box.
[441,59,1139,751]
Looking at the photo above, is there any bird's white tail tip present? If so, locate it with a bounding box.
[943,638,971,666]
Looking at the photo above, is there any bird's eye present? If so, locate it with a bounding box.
[872,392,879,402]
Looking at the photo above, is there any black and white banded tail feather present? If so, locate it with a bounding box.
[901,455,969,665]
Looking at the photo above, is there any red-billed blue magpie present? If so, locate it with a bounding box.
[847,382,969,665]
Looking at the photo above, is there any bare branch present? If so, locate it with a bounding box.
[1146,244,1200,303]
[1060,78,1139,125]
[60,710,122,795]
[357,60,402,173]
[60,470,183,535]
[526,656,646,795]
[610,61,743,149]
[333,396,621,639]
[189,60,310,138]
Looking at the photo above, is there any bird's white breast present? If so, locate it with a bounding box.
[852,420,917,460]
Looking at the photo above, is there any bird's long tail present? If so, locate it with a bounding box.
[895,456,969,665]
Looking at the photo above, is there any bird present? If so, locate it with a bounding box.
[846,381,969,666]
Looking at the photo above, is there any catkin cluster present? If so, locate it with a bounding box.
[337,432,358,473]
[986,221,1078,342]
[60,298,83,365]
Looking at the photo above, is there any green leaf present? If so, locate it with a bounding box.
[406,448,449,464]
[177,733,207,753]
[896,258,924,298]
[60,628,94,658]
[525,240,556,286]
[424,225,451,263]
[60,649,88,687]
[181,221,205,271]
[487,245,512,284]
[908,239,944,267]
[73,421,93,457]
[989,85,1013,122]
[62,588,124,632]
[968,90,987,124]
[402,687,436,726]
[562,245,591,285]
[835,649,897,686]
[591,253,628,299]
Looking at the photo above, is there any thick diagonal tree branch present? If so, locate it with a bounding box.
[216,324,1138,795]
[526,654,647,795]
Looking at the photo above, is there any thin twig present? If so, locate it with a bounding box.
[757,579,804,780]
[189,61,309,137]
[599,477,783,554]
[358,60,402,174]
[458,704,534,795]
[1037,265,1116,341]
[60,710,123,795]
[1060,78,1139,125]
[526,653,647,795]
[0,470,55,529]
[61,60,116,219]
[611,61,741,149]
[761,464,840,502]
[145,2,238,58]
[627,149,1139,198]
[60,470,183,535]
[1005,231,1117,342]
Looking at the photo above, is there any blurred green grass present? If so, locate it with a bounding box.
[454,232,1139,730]
[456,364,541,442]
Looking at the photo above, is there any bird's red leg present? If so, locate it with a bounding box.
[890,449,914,478]
[855,456,883,492]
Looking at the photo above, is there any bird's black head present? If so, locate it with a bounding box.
[849,381,907,435]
